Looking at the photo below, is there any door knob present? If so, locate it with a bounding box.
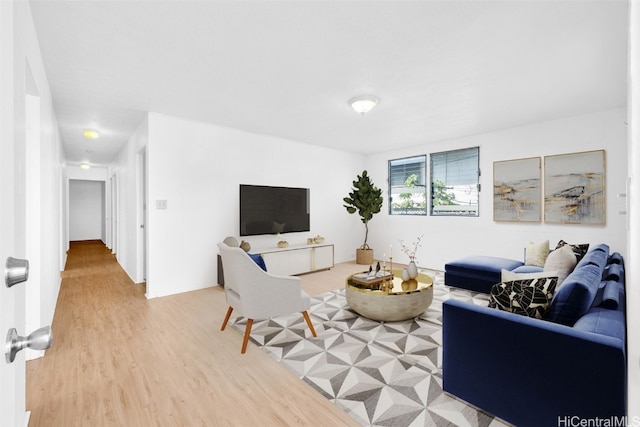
[5,257,29,288]
[5,326,52,363]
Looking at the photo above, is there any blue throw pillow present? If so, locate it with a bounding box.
[248,253,267,272]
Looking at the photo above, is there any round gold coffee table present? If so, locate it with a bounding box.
[345,270,434,321]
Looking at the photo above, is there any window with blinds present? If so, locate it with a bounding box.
[430,147,480,216]
[389,155,427,215]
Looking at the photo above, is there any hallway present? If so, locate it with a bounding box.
[26,240,356,426]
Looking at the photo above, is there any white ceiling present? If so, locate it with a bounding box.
[29,0,628,166]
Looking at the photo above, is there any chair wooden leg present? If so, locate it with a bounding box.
[221,306,233,331]
[302,311,317,337]
[241,319,253,354]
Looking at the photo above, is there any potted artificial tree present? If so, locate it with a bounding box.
[343,170,383,265]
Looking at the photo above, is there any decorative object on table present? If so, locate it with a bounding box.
[307,238,314,244]
[343,170,383,264]
[350,270,393,287]
[239,240,251,252]
[275,233,288,248]
[544,149,605,224]
[407,262,418,279]
[400,235,423,279]
[401,268,411,281]
[379,280,390,293]
[401,278,418,291]
[493,156,541,222]
[223,236,239,247]
[313,235,325,244]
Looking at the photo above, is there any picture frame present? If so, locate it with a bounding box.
[544,150,605,224]
[493,157,541,222]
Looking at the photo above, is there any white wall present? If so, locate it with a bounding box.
[68,180,105,241]
[3,0,65,421]
[365,108,628,270]
[14,0,65,364]
[64,165,109,247]
[627,0,639,418]
[142,113,364,298]
[112,109,628,299]
[112,117,148,284]
[66,164,109,181]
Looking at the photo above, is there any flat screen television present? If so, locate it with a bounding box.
[240,184,310,236]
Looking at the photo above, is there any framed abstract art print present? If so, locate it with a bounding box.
[493,157,541,222]
[544,150,605,224]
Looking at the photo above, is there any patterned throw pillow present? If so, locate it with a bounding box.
[555,240,589,263]
[489,277,558,319]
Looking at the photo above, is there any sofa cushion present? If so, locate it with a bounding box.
[510,265,544,274]
[546,263,602,326]
[601,281,622,310]
[608,252,624,266]
[525,240,549,267]
[501,269,557,282]
[555,240,589,263]
[445,256,524,280]
[489,276,558,319]
[592,280,622,310]
[543,244,577,285]
[591,243,610,254]
[573,307,626,342]
[602,263,623,282]
[576,244,610,270]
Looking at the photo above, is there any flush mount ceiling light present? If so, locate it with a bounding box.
[80,163,90,169]
[349,96,378,116]
[83,129,100,139]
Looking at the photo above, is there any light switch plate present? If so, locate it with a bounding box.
[156,200,167,210]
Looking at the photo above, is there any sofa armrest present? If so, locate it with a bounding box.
[443,299,626,427]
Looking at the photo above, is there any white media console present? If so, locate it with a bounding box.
[258,243,334,276]
[217,243,334,286]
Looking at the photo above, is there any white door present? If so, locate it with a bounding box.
[1,2,28,425]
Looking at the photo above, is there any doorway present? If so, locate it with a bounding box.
[68,180,105,242]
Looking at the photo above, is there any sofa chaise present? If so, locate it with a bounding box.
[442,243,626,427]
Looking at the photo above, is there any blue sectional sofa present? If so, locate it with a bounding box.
[443,244,626,427]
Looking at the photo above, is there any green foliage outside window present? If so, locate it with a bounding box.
[432,179,456,206]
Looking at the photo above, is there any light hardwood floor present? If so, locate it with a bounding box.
[26,241,368,426]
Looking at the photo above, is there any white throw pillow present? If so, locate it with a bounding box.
[543,244,577,286]
[525,240,549,267]
[501,269,558,282]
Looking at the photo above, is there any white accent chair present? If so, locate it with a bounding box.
[217,242,317,354]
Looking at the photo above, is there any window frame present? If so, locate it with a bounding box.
[388,155,427,216]
[429,147,480,217]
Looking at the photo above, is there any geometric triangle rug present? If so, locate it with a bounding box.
[230,271,511,427]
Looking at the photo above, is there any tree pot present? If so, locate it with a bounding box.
[356,248,373,265]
